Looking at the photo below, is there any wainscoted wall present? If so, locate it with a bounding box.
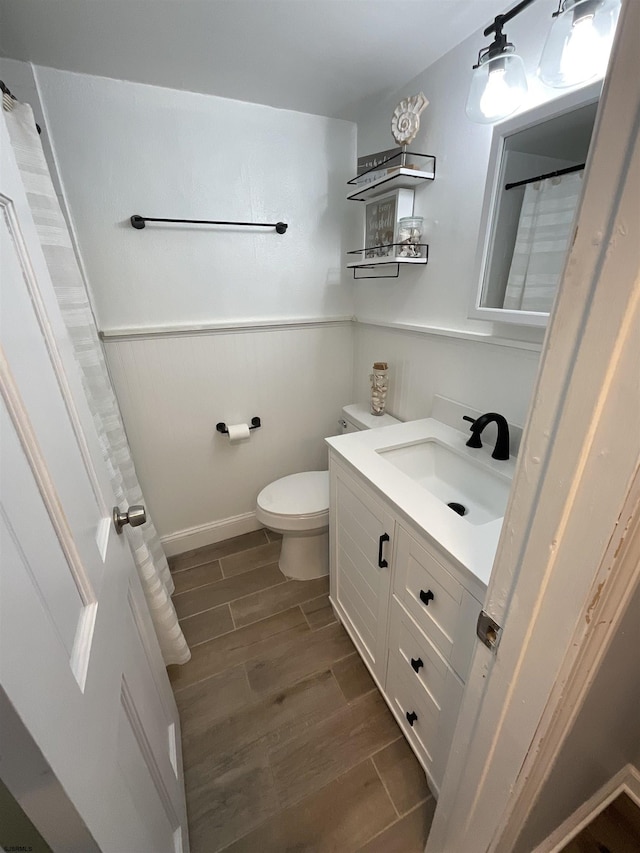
[352,323,540,430]
[30,67,358,552]
[104,321,353,554]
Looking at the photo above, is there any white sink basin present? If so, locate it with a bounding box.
[377,438,511,526]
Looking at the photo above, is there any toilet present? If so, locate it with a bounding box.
[256,404,401,580]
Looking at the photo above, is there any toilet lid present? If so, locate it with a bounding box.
[257,471,329,517]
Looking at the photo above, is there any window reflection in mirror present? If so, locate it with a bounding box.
[472,86,600,327]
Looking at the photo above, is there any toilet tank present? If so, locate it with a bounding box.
[339,404,401,434]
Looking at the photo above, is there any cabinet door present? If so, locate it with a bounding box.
[329,461,394,683]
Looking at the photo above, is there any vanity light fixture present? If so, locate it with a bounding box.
[538,0,621,88]
[465,0,533,124]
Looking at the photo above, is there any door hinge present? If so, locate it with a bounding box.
[477,610,502,652]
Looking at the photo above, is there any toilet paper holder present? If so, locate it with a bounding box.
[216,416,261,435]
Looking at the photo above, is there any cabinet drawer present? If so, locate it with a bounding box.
[388,596,461,714]
[386,645,464,793]
[386,656,439,777]
[394,526,480,679]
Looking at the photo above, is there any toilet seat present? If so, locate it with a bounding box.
[256,471,329,533]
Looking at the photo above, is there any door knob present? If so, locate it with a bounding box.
[113,505,146,534]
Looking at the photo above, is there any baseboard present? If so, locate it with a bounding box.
[533,763,640,853]
[160,511,261,557]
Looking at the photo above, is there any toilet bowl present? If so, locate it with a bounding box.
[256,405,401,580]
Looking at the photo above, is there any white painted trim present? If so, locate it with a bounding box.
[160,511,261,557]
[0,345,95,608]
[99,316,355,341]
[468,81,602,328]
[493,469,640,853]
[533,764,640,853]
[120,676,179,829]
[99,314,544,353]
[1,193,109,518]
[355,317,543,352]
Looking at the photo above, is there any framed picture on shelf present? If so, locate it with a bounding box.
[363,189,415,259]
[357,147,402,175]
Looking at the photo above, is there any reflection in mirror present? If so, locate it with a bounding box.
[473,88,599,327]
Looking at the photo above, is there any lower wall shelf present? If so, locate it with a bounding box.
[347,246,429,280]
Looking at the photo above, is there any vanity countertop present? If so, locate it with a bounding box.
[326,418,516,591]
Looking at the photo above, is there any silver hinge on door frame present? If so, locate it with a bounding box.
[477,610,502,652]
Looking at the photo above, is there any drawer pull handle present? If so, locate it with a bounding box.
[378,533,390,568]
[410,657,424,673]
[419,589,435,606]
[406,710,418,727]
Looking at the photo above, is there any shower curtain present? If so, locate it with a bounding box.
[4,100,190,666]
[503,170,583,313]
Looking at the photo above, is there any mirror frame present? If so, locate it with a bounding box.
[469,81,602,328]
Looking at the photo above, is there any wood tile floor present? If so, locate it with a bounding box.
[167,529,436,853]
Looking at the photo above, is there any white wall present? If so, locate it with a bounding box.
[33,67,357,331]
[25,67,358,550]
[350,0,602,428]
[105,322,353,553]
[354,0,589,335]
[352,324,539,429]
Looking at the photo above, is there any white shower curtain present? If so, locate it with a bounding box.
[5,101,190,666]
[503,170,583,313]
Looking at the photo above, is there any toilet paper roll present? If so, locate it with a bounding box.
[227,423,251,444]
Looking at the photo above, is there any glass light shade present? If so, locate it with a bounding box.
[466,52,528,124]
[538,0,621,88]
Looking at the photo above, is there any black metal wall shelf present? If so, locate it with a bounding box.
[346,148,434,279]
[347,151,436,202]
[347,244,429,279]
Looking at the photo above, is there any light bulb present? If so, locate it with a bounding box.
[560,15,604,82]
[466,52,528,124]
[480,67,520,120]
[539,0,621,88]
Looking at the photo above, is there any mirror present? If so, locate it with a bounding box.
[471,83,601,327]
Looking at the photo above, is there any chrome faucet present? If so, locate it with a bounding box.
[463,413,510,460]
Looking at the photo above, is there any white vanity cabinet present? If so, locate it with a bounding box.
[328,454,486,794]
[330,459,395,684]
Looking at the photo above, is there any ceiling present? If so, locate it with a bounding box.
[0,0,510,120]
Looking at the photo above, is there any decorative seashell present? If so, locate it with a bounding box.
[391,92,429,146]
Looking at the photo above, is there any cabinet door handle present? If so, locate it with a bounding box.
[378,533,390,568]
[410,657,424,673]
[419,589,435,606]
[406,710,418,727]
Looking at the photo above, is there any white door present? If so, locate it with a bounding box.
[0,110,188,852]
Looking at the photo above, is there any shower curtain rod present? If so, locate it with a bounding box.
[505,162,585,191]
[1,79,43,134]
[0,79,16,101]
[130,214,288,233]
